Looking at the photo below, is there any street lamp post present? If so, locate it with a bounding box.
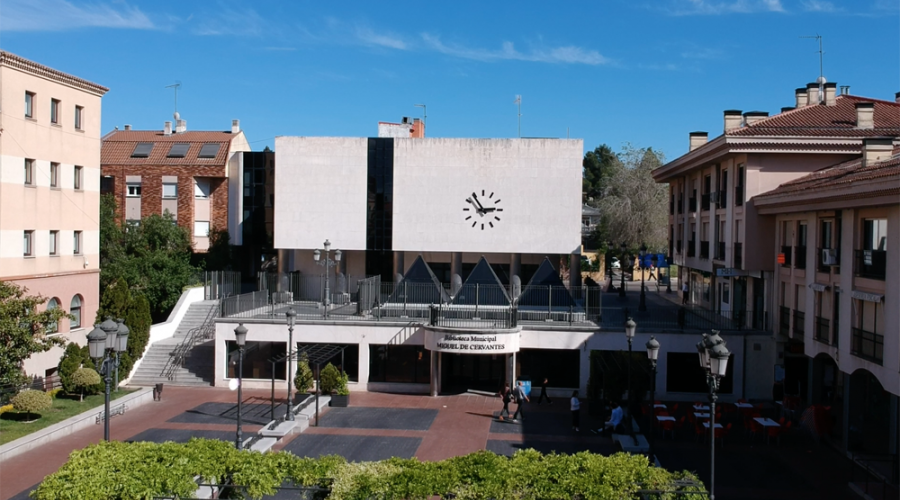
[624,317,636,442]
[696,331,731,500]
[639,242,648,312]
[285,309,296,421]
[234,323,248,450]
[313,239,342,320]
[87,317,129,442]
[646,336,660,465]
[606,241,615,293]
[619,242,627,299]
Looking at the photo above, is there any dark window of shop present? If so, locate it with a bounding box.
[665,352,733,394]
[226,341,286,380]
[298,343,359,382]
[517,349,580,388]
[369,345,430,384]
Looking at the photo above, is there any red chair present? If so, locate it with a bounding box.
[660,418,676,439]
[671,403,679,414]
[715,422,732,446]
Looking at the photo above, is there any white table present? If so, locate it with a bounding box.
[694,412,711,419]
[735,403,754,409]
[754,417,781,444]
[693,405,710,411]
[656,415,676,422]
[654,404,667,409]
[702,422,723,429]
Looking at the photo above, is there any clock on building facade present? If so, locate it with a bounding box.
[462,190,503,230]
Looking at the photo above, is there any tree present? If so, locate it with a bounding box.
[71,368,101,402]
[120,293,152,385]
[11,389,52,421]
[319,363,342,394]
[582,144,621,202]
[58,343,102,396]
[294,352,314,394]
[203,227,234,271]
[586,144,669,253]
[0,281,71,388]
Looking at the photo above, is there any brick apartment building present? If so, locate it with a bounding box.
[100,118,250,251]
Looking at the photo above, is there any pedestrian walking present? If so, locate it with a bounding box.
[570,390,581,431]
[682,281,689,305]
[497,383,512,421]
[511,380,529,422]
[537,377,552,405]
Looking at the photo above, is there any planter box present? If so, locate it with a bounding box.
[330,394,349,407]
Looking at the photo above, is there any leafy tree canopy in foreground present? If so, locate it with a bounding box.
[35,439,705,500]
[0,281,70,387]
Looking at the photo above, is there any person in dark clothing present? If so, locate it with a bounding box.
[511,381,529,422]
[497,383,512,421]
[537,377,552,405]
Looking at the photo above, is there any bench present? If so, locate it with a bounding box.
[95,403,127,424]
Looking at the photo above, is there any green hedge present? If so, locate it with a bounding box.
[34,439,705,500]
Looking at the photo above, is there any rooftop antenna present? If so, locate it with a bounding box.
[514,95,522,138]
[414,103,426,131]
[800,35,826,102]
[165,82,182,116]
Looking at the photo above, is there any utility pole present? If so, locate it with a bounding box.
[514,95,522,137]
[165,82,181,114]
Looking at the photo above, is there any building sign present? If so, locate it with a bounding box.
[716,268,747,277]
[777,253,786,264]
[424,329,520,354]
[850,290,884,303]
[809,283,829,292]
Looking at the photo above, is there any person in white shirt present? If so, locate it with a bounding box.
[596,401,625,435]
[570,390,581,432]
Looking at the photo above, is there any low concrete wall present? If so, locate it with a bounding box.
[0,387,153,463]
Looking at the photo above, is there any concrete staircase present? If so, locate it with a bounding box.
[129,301,219,387]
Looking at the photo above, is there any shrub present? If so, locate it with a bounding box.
[319,363,343,394]
[0,403,14,415]
[72,368,102,402]
[58,342,86,394]
[335,372,350,396]
[294,352,314,394]
[11,389,52,420]
[47,388,63,399]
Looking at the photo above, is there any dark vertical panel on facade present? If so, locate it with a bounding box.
[366,138,394,281]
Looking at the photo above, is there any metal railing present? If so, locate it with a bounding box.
[717,189,727,208]
[221,291,269,317]
[734,242,743,268]
[715,241,725,261]
[792,309,805,335]
[701,193,711,211]
[677,196,684,214]
[689,197,697,212]
[855,250,886,280]
[848,453,899,500]
[734,185,743,206]
[430,304,519,329]
[780,306,791,334]
[688,240,696,257]
[699,241,710,260]
[814,316,831,344]
[781,245,793,267]
[201,271,240,300]
[601,306,757,332]
[165,303,220,380]
[794,246,807,269]
[851,327,884,364]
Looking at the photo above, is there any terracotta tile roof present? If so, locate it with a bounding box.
[0,50,108,96]
[102,130,236,165]
[729,95,900,137]
[755,150,900,199]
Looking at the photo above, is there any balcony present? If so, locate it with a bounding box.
[689,197,697,213]
[855,250,886,280]
[688,240,696,258]
[734,185,744,207]
[814,316,831,345]
[779,306,791,334]
[817,247,840,273]
[701,193,711,211]
[700,241,710,260]
[734,243,743,268]
[780,245,793,268]
[717,190,727,209]
[676,240,683,254]
[851,327,884,364]
[715,241,726,261]
[794,246,807,270]
[669,199,674,215]
[793,310,805,335]
[677,197,684,214]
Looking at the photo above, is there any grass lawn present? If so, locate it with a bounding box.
[0,389,136,445]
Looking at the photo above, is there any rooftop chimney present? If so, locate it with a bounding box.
[806,83,820,106]
[840,86,850,95]
[895,91,900,104]
[724,110,743,131]
[689,132,708,152]
[163,121,172,136]
[855,102,875,130]
[743,111,769,126]
[823,82,837,106]
[410,118,425,138]
[795,88,808,108]
[231,119,240,134]
[175,119,187,133]
[124,124,132,131]
[862,137,893,165]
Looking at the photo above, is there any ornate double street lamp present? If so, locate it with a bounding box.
[285,309,296,421]
[87,317,129,442]
[618,242,628,299]
[638,242,648,312]
[234,323,248,450]
[624,317,636,441]
[696,331,731,500]
[646,336,660,464]
[313,239,341,319]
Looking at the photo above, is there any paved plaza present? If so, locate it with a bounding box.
[1,387,864,500]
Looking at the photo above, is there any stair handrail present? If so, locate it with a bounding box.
[163,303,220,381]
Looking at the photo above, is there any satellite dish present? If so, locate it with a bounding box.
[228,378,239,391]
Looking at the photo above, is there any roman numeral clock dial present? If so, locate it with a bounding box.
[463,190,503,230]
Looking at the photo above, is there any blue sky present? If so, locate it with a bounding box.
[1,0,897,160]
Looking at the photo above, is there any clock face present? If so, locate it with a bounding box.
[462,190,503,230]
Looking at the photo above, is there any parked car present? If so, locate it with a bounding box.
[609,256,621,269]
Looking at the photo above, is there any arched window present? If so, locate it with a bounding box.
[47,298,60,333]
[70,295,83,329]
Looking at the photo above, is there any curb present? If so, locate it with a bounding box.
[0,387,154,462]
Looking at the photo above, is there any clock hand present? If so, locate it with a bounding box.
[481,207,496,213]
[471,193,485,211]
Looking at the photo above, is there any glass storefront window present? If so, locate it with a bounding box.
[369,345,430,384]
[226,341,286,380]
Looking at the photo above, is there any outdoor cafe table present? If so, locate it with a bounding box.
[693,404,710,411]
[654,404,667,409]
[702,422,723,429]
[754,417,781,444]
[656,415,676,439]
[735,402,754,409]
[694,412,711,419]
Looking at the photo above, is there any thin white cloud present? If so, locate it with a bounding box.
[421,34,610,65]
[665,0,786,15]
[193,7,264,36]
[801,0,840,11]
[680,47,725,59]
[355,27,407,50]
[0,0,154,31]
